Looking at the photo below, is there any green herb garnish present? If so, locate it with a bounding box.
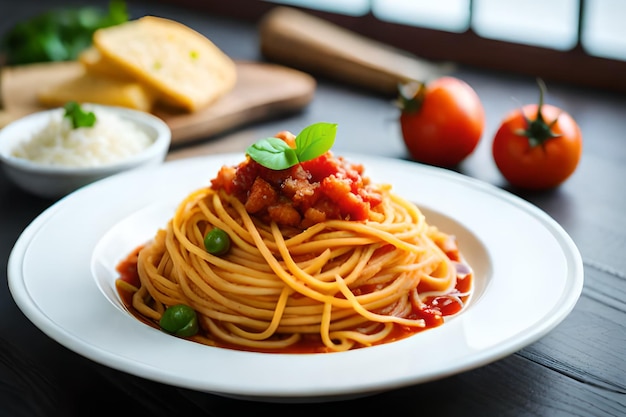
[246,122,338,170]
[63,101,97,129]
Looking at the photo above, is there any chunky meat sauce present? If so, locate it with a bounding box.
[210,131,383,229]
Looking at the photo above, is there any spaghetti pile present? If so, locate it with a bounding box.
[116,128,472,353]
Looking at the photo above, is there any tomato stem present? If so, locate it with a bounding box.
[516,78,561,148]
[397,81,427,113]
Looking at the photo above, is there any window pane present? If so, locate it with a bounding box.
[472,0,579,50]
[372,0,470,33]
[263,0,370,16]
[582,0,626,60]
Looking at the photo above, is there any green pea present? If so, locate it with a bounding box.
[159,304,199,337]
[204,227,231,255]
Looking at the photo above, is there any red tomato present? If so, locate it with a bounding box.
[492,83,582,190]
[399,77,485,167]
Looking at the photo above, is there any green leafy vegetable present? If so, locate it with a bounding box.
[247,122,338,170]
[1,0,128,65]
[247,138,299,171]
[63,101,96,129]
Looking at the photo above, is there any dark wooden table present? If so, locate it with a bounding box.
[1,1,624,416]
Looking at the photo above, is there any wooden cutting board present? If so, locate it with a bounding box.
[0,60,316,145]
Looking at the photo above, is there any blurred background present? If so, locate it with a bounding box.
[154,0,626,93]
[2,0,625,93]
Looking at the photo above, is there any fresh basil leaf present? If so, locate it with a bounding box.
[295,122,337,162]
[246,137,299,170]
[63,101,97,129]
[246,123,338,170]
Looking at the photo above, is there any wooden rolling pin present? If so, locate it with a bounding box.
[259,7,452,95]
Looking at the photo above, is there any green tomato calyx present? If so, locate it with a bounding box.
[516,78,561,148]
[397,81,426,114]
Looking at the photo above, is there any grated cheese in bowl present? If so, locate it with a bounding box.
[0,103,171,199]
[11,105,153,168]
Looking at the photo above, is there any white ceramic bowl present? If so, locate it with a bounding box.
[0,104,171,199]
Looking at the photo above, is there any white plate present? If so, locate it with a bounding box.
[8,153,584,402]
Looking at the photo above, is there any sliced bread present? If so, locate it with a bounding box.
[92,16,237,112]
